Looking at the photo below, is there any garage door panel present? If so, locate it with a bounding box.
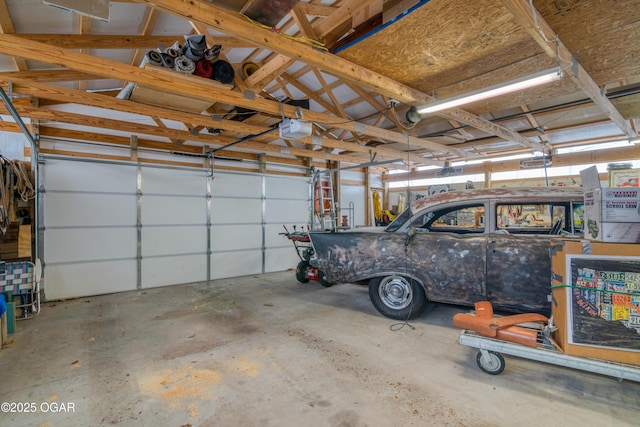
[142,226,206,257]
[141,196,206,225]
[211,224,262,251]
[210,250,262,279]
[142,255,207,288]
[264,199,308,223]
[265,176,308,198]
[265,247,299,273]
[44,158,135,193]
[212,173,262,198]
[141,167,206,195]
[264,223,302,247]
[211,198,262,223]
[44,261,137,300]
[44,193,136,227]
[44,228,136,263]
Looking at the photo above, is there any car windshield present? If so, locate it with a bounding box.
[385,207,412,232]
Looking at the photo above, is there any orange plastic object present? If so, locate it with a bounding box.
[453,301,547,347]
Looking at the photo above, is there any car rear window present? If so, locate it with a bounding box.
[496,203,570,234]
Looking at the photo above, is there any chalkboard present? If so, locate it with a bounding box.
[567,255,640,351]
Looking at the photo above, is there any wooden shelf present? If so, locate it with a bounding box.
[130,64,234,114]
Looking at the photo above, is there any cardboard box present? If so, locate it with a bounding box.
[550,240,640,365]
[583,188,640,242]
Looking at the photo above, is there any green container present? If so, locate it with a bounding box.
[6,301,15,334]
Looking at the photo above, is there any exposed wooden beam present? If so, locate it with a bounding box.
[0,70,101,82]
[245,55,294,91]
[292,3,319,40]
[297,3,337,17]
[311,0,371,39]
[1,82,428,164]
[14,34,247,49]
[277,72,341,116]
[134,0,426,103]
[0,35,460,158]
[0,0,27,71]
[500,0,637,138]
[132,0,537,151]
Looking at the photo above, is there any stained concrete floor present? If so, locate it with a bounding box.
[0,270,639,426]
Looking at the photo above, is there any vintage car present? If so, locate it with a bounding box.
[308,187,585,320]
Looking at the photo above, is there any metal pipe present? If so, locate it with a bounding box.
[0,86,39,261]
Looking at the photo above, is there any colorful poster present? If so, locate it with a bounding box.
[568,257,640,351]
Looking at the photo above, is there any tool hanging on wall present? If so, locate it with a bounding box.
[0,156,36,235]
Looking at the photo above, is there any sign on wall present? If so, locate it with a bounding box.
[567,255,640,352]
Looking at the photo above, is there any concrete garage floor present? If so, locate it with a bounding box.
[1,271,639,426]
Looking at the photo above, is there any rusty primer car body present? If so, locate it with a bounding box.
[309,187,585,320]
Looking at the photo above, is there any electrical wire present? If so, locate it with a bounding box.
[390,132,416,332]
[314,106,393,127]
[390,104,417,130]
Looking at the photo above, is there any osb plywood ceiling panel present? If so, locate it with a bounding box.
[339,0,640,91]
[536,0,640,84]
[337,0,539,93]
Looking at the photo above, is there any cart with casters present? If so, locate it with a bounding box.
[458,329,640,382]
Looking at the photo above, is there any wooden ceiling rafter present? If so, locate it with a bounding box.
[297,3,338,17]
[500,0,637,139]
[520,105,549,146]
[14,34,249,50]
[133,0,538,152]
[0,1,633,175]
[151,116,184,146]
[3,78,429,164]
[8,103,380,165]
[0,0,27,71]
[0,70,100,82]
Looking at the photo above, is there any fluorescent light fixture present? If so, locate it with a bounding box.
[415,67,564,115]
[554,139,632,155]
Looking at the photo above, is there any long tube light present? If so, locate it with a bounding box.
[415,66,564,115]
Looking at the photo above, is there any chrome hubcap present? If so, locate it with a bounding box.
[379,276,412,310]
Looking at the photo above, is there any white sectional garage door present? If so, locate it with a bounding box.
[140,166,209,289]
[41,157,138,300]
[39,156,308,299]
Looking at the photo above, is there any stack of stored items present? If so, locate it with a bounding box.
[141,35,234,84]
[122,35,236,113]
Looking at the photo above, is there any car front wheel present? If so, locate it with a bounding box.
[368,275,427,320]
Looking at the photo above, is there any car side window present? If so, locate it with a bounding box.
[411,204,485,234]
[496,203,572,234]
